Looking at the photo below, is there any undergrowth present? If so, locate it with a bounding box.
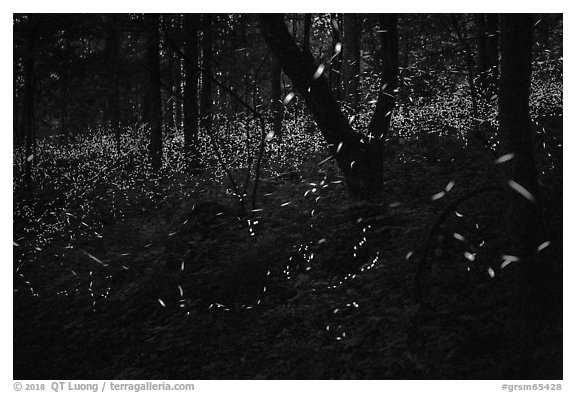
[13,84,562,379]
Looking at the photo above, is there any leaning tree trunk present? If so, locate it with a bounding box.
[260,14,398,200]
[499,13,547,378]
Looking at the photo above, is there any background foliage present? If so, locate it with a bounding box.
[13,13,562,379]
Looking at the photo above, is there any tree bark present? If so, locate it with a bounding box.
[500,14,539,255]
[260,14,398,199]
[499,13,546,377]
[184,14,200,169]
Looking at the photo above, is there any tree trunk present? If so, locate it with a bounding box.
[145,15,163,171]
[369,14,398,143]
[475,14,489,91]
[499,13,546,377]
[175,55,184,130]
[240,15,250,116]
[23,18,36,188]
[302,14,312,53]
[260,14,398,200]
[166,28,176,131]
[451,15,479,123]
[174,14,184,130]
[184,14,199,169]
[108,14,121,151]
[200,14,213,133]
[342,14,361,110]
[13,59,21,150]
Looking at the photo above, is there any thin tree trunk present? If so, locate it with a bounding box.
[451,15,479,124]
[109,14,122,151]
[240,15,250,116]
[475,14,489,91]
[166,29,176,131]
[23,18,36,188]
[145,15,163,171]
[175,55,184,130]
[368,14,398,143]
[174,14,184,130]
[200,14,213,132]
[184,14,199,169]
[363,14,399,187]
[13,61,20,149]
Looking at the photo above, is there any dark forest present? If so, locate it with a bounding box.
[13,13,563,379]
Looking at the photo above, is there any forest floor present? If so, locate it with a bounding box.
[14,137,562,379]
